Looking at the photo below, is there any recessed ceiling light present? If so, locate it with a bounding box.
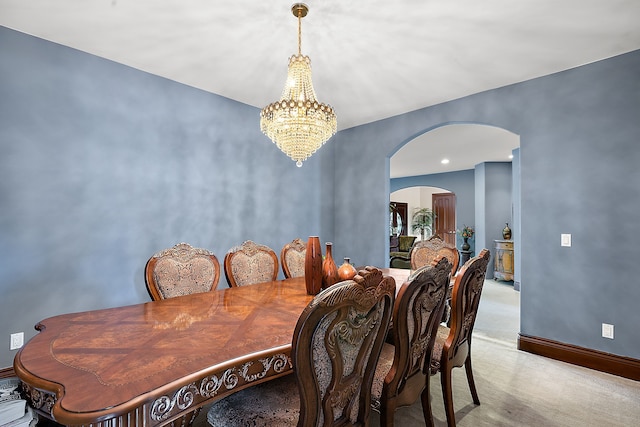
[508,154,514,159]
[441,158,450,164]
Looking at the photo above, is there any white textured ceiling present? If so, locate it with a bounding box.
[390,125,519,178]
[1,0,638,177]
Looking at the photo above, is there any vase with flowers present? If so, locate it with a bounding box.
[458,225,474,251]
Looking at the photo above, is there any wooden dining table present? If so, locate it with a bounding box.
[14,269,410,427]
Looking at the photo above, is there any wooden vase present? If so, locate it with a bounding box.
[304,236,323,295]
[322,242,340,289]
[338,257,357,281]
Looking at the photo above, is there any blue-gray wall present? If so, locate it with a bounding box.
[512,148,522,289]
[332,50,640,360]
[1,25,639,367]
[0,27,334,368]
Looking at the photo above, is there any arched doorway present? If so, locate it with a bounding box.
[389,123,520,283]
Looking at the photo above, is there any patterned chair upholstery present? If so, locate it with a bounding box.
[429,249,490,427]
[144,242,220,301]
[224,240,279,287]
[371,257,452,427]
[411,235,460,323]
[410,235,459,275]
[280,238,306,278]
[207,266,396,427]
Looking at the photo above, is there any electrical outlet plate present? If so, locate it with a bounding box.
[561,234,572,247]
[10,332,24,350]
[602,323,614,339]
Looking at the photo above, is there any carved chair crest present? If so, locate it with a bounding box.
[145,242,220,301]
[411,235,459,276]
[224,240,279,287]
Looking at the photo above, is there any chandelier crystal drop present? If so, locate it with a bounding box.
[260,3,337,167]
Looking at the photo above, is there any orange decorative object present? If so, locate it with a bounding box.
[322,242,340,289]
[338,257,357,280]
[304,236,323,295]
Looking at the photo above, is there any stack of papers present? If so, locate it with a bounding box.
[0,378,37,427]
[0,405,37,427]
[0,400,25,426]
[0,378,20,404]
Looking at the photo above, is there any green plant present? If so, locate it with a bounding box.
[411,207,435,240]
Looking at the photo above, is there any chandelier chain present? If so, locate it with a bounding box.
[297,9,302,56]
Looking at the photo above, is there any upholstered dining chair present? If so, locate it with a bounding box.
[410,235,460,276]
[280,238,306,278]
[207,266,396,427]
[144,242,221,301]
[371,257,452,427]
[411,235,460,324]
[223,240,279,287]
[429,249,491,427]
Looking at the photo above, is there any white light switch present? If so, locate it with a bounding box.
[602,323,614,339]
[561,234,571,247]
[10,332,24,350]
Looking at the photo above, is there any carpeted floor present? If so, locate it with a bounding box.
[197,279,640,427]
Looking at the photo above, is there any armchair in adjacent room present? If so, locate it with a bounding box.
[389,235,417,269]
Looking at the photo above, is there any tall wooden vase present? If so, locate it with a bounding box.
[305,236,323,295]
[322,242,340,289]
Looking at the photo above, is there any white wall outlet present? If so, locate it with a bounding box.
[10,332,24,350]
[602,323,614,339]
[561,233,572,247]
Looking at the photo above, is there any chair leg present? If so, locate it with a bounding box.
[440,367,456,427]
[380,397,396,427]
[421,376,435,427]
[464,356,480,405]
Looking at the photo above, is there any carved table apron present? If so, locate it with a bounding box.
[14,277,313,427]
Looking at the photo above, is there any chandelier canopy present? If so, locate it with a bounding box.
[260,3,337,167]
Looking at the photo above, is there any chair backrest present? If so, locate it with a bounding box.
[144,242,220,301]
[224,240,279,287]
[293,266,395,427]
[383,257,452,403]
[280,238,306,278]
[410,234,459,276]
[438,249,490,369]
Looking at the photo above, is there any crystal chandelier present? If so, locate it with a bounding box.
[260,3,337,167]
